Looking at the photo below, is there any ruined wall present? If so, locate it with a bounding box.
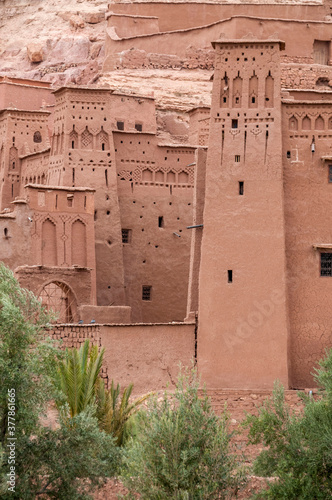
[108,2,329,33]
[48,322,196,394]
[282,98,332,388]
[104,15,332,73]
[0,78,54,111]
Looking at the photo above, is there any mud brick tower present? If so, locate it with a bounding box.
[197,40,289,389]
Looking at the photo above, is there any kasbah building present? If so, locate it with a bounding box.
[1,0,332,395]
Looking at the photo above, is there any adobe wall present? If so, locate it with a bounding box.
[104,15,332,73]
[0,109,51,210]
[108,2,329,33]
[48,322,196,394]
[282,98,332,388]
[0,79,54,111]
[0,201,34,270]
[197,40,289,389]
[49,87,127,308]
[25,185,96,296]
[186,147,207,320]
[114,132,195,322]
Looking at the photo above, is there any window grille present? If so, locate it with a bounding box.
[142,285,152,301]
[321,253,332,276]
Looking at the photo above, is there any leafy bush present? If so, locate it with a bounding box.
[57,340,149,446]
[245,349,332,499]
[96,379,150,446]
[0,264,119,499]
[122,367,244,499]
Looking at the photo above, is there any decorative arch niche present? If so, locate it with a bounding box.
[71,219,87,267]
[42,218,57,266]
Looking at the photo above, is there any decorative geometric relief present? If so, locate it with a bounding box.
[289,116,298,131]
[81,127,93,149]
[9,147,18,170]
[97,129,109,150]
[315,115,325,130]
[142,168,153,182]
[178,171,189,184]
[302,116,311,131]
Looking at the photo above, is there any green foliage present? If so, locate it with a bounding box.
[122,367,244,499]
[1,409,120,500]
[96,379,150,446]
[57,340,105,417]
[0,263,119,499]
[57,340,149,445]
[0,263,59,445]
[244,349,332,499]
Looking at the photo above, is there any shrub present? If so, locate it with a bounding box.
[0,263,119,499]
[122,367,244,499]
[245,348,332,499]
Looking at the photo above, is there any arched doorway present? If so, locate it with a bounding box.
[39,281,77,323]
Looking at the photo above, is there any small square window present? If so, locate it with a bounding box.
[117,121,124,131]
[142,285,152,301]
[320,253,332,276]
[122,229,132,244]
[232,119,238,129]
[235,155,241,162]
[135,123,143,132]
[328,165,332,183]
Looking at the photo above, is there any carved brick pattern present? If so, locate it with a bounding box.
[81,128,93,149]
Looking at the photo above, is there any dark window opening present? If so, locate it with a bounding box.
[235,155,240,162]
[33,131,42,143]
[232,119,238,129]
[252,97,256,104]
[71,141,75,149]
[223,97,227,103]
[135,123,143,132]
[94,210,97,221]
[321,253,332,276]
[158,216,164,228]
[228,270,233,283]
[102,143,105,151]
[122,229,131,244]
[117,121,124,131]
[239,181,244,195]
[4,228,8,237]
[67,195,73,207]
[287,151,291,159]
[329,165,332,183]
[142,285,152,301]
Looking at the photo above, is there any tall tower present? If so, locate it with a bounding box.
[197,40,289,389]
[48,87,126,307]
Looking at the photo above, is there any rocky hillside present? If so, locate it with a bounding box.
[0,0,108,85]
